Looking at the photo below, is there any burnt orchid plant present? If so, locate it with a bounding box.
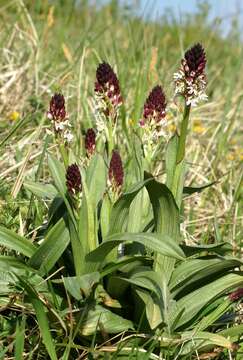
[0,44,242,360]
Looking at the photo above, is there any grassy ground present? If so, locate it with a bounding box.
[0,0,242,358]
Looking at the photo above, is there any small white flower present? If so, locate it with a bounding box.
[63,130,73,143]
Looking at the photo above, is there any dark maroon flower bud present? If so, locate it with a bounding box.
[229,288,243,302]
[184,43,206,77]
[143,85,166,123]
[109,150,124,190]
[66,164,82,195]
[95,62,122,117]
[85,128,96,156]
[48,93,66,121]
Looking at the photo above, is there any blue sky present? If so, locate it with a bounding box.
[100,0,243,36]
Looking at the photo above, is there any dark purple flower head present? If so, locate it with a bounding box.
[48,93,66,121]
[229,288,243,302]
[174,43,207,106]
[95,62,122,117]
[142,85,166,123]
[66,164,82,195]
[184,43,206,77]
[109,150,124,190]
[85,128,96,156]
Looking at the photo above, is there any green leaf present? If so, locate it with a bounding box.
[196,298,231,331]
[180,330,234,354]
[165,134,179,191]
[80,305,134,336]
[182,242,233,256]
[48,154,66,195]
[0,226,36,257]
[86,153,107,208]
[28,218,70,274]
[145,173,180,240]
[24,181,58,199]
[100,255,149,278]
[165,134,186,208]
[170,273,243,329]
[63,272,100,300]
[86,232,185,263]
[145,173,180,284]
[108,180,151,235]
[78,177,97,254]
[183,181,217,196]
[170,258,242,294]
[17,277,58,360]
[219,324,243,341]
[100,194,112,239]
[14,315,26,360]
[115,269,163,298]
[0,256,35,272]
[135,288,163,329]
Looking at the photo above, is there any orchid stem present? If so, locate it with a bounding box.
[176,103,191,164]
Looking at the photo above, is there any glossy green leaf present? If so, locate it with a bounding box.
[28,218,70,274]
[145,173,180,240]
[100,194,112,239]
[135,288,163,329]
[86,232,185,263]
[63,272,100,300]
[219,324,243,341]
[170,258,242,294]
[86,153,107,208]
[196,299,231,331]
[170,273,243,329]
[183,181,217,196]
[14,315,26,360]
[108,179,151,235]
[17,277,58,360]
[145,173,180,285]
[78,177,96,253]
[48,154,66,195]
[80,305,134,336]
[180,330,233,354]
[182,242,233,256]
[24,181,58,199]
[0,227,36,257]
[165,134,186,208]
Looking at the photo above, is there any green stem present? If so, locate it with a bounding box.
[176,103,191,164]
[59,142,69,169]
[107,120,114,157]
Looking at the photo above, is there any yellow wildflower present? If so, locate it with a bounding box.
[168,123,177,132]
[9,111,20,121]
[192,119,206,134]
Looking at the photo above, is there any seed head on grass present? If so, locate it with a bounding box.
[108,150,124,192]
[47,93,73,143]
[174,43,207,106]
[66,164,82,195]
[95,62,122,122]
[85,128,96,156]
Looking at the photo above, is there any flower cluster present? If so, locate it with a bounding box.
[108,150,124,192]
[173,43,207,106]
[139,85,167,156]
[47,93,73,143]
[66,164,82,195]
[229,288,243,302]
[85,128,96,156]
[94,62,122,125]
